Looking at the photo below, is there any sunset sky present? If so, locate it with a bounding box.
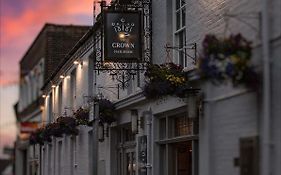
[0,0,108,158]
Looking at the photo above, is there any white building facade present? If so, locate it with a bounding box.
[37,0,281,175]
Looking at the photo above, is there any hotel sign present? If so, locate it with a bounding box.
[104,11,142,62]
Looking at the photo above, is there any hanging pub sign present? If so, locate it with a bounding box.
[104,11,142,62]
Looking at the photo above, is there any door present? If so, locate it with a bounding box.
[125,149,136,175]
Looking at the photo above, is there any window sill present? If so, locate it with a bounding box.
[156,135,198,144]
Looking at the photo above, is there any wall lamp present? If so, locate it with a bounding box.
[73,60,83,67]
[42,94,47,98]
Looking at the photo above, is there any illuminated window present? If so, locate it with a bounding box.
[175,116,193,136]
[157,112,198,175]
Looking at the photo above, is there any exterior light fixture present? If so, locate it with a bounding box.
[59,75,65,79]
[66,75,71,79]
[51,85,56,88]
[42,94,46,98]
[131,109,138,134]
[74,60,83,67]
[119,32,126,39]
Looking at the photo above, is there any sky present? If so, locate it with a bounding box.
[0,0,108,158]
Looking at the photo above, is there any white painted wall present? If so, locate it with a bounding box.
[38,0,281,175]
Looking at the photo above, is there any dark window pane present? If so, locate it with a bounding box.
[159,145,166,175]
[124,127,135,142]
[160,118,166,139]
[182,8,186,27]
[179,51,184,66]
[181,0,186,6]
[179,31,185,48]
[176,11,181,30]
[176,142,192,175]
[176,0,180,10]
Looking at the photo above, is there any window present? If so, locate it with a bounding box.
[157,112,198,175]
[174,0,187,67]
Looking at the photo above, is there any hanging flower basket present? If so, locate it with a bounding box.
[56,117,79,136]
[74,107,92,126]
[45,123,64,138]
[143,62,189,99]
[30,127,46,145]
[198,34,259,89]
[98,98,116,124]
[29,127,52,145]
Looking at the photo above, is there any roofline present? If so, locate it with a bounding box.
[19,23,91,65]
[41,22,101,91]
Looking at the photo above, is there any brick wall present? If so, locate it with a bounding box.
[44,25,90,83]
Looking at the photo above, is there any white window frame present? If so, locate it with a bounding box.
[173,0,187,67]
[155,108,199,175]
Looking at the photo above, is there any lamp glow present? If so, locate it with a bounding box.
[119,33,126,39]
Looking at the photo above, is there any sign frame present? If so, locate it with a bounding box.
[103,10,143,62]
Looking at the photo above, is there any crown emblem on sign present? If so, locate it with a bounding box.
[112,18,135,35]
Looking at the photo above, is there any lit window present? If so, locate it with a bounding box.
[157,112,199,175]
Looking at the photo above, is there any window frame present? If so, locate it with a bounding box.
[173,0,187,67]
[156,108,199,175]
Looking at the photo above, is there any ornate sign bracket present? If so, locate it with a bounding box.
[165,43,197,64]
[93,0,152,89]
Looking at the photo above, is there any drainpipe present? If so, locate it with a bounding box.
[261,0,271,174]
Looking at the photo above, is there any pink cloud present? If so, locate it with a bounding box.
[0,0,112,86]
[0,0,112,154]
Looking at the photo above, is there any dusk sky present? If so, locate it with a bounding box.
[0,0,108,158]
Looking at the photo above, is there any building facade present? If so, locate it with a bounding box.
[18,0,281,175]
[14,24,90,175]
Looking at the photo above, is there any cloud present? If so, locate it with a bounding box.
[0,0,111,86]
[0,0,112,153]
